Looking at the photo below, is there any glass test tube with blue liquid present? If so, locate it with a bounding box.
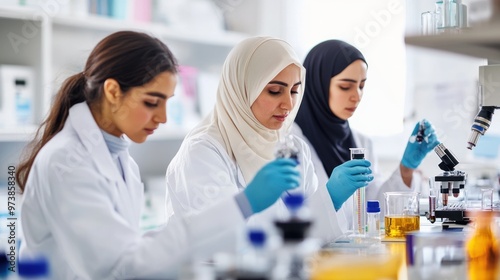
[350,148,366,236]
[275,133,301,196]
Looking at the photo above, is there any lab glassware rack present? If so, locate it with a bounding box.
[405,23,500,61]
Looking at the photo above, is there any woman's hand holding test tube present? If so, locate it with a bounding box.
[326,159,374,211]
[245,158,300,213]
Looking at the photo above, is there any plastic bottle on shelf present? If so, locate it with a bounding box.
[14,78,32,126]
[366,200,381,242]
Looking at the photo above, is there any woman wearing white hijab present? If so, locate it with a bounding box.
[165,37,374,242]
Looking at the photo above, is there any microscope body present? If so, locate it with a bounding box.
[434,170,468,225]
[427,143,469,227]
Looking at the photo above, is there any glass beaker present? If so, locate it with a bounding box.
[350,148,366,236]
[481,188,494,210]
[384,192,420,238]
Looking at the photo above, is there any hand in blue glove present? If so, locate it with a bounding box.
[401,119,440,169]
[244,158,300,213]
[326,159,374,211]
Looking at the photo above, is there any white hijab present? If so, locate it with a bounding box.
[187,36,305,183]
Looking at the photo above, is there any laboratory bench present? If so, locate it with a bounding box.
[311,216,491,280]
[175,214,497,280]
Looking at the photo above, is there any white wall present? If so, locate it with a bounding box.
[226,0,407,135]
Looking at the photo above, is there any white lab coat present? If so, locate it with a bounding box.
[20,102,245,279]
[290,123,422,232]
[165,129,344,244]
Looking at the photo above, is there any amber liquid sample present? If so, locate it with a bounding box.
[466,211,500,280]
[384,216,420,238]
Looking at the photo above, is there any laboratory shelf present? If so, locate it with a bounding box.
[0,5,40,19]
[0,5,247,143]
[405,23,500,60]
[51,14,247,47]
[0,125,190,142]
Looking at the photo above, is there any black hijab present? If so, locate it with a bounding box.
[295,40,367,176]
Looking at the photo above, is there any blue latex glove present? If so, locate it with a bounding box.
[326,159,374,211]
[401,119,440,169]
[244,158,300,213]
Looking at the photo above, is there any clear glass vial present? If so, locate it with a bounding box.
[366,200,381,241]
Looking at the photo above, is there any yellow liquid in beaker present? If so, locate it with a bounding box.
[384,215,420,238]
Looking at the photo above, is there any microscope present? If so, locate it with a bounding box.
[426,65,500,228]
[427,143,468,228]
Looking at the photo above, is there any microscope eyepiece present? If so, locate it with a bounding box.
[435,143,459,171]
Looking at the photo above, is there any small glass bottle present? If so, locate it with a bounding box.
[366,200,381,241]
[236,229,272,280]
[466,211,499,280]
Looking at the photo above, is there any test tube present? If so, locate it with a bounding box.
[435,1,443,29]
[350,148,366,236]
[275,133,299,163]
[421,11,436,35]
[428,179,437,223]
[443,0,459,28]
[416,120,425,143]
[275,133,300,196]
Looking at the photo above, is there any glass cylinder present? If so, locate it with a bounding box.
[421,11,436,35]
[349,148,366,236]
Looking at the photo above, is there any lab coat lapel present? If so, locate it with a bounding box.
[68,103,140,227]
[68,103,120,182]
[119,153,143,228]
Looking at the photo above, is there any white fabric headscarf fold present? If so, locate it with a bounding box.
[187,36,306,183]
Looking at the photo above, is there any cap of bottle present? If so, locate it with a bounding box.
[0,252,8,277]
[284,193,304,211]
[18,256,49,277]
[367,200,380,213]
[248,229,266,247]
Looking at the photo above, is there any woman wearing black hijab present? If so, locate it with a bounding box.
[292,40,439,232]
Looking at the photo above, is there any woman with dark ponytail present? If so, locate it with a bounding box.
[17,31,296,279]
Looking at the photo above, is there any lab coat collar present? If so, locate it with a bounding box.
[67,102,142,228]
[67,102,123,182]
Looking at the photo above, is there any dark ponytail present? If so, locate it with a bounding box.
[16,31,178,192]
[16,72,86,192]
